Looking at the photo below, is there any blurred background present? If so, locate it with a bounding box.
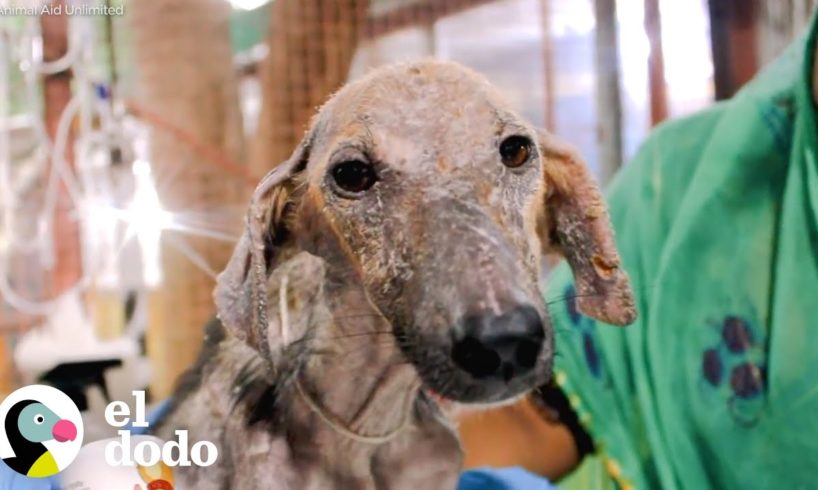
[0,0,813,437]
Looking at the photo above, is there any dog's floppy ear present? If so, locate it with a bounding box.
[537,131,636,326]
[214,139,310,359]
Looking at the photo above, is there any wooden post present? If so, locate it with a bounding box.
[41,0,82,296]
[593,0,624,185]
[251,0,370,176]
[707,0,759,100]
[0,336,15,397]
[644,0,668,126]
[129,0,246,398]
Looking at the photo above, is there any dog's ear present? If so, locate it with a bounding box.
[536,131,636,326]
[214,139,310,359]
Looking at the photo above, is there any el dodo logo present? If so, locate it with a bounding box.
[0,385,83,478]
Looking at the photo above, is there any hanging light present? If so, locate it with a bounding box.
[122,159,170,287]
[227,0,270,11]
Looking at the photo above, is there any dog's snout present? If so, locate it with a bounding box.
[451,305,545,382]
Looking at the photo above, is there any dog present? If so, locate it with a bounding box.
[151,60,635,489]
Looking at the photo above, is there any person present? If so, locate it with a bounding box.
[459,9,818,490]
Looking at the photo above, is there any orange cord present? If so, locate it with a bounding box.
[124,99,257,188]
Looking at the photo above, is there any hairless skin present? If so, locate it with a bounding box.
[153,60,635,489]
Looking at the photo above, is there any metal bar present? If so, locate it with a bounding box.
[541,0,556,132]
[593,0,624,184]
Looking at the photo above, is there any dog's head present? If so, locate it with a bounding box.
[215,61,635,404]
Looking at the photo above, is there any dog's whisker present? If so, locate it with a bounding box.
[284,331,397,348]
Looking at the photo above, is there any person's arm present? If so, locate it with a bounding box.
[457,394,581,480]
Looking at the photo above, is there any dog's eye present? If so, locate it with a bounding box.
[331,160,377,195]
[499,135,532,168]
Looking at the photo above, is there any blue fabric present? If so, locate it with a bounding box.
[0,460,59,490]
[457,467,556,490]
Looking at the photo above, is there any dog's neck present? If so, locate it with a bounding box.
[218,252,460,486]
[282,283,426,453]
[265,283,464,488]
[295,358,419,439]
[295,301,421,441]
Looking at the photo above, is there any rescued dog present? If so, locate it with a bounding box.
[152,60,635,489]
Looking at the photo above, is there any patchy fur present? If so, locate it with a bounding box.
[157,60,635,489]
[155,253,460,489]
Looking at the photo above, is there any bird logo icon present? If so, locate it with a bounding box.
[0,385,84,478]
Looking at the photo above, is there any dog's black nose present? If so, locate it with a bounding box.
[451,305,545,381]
